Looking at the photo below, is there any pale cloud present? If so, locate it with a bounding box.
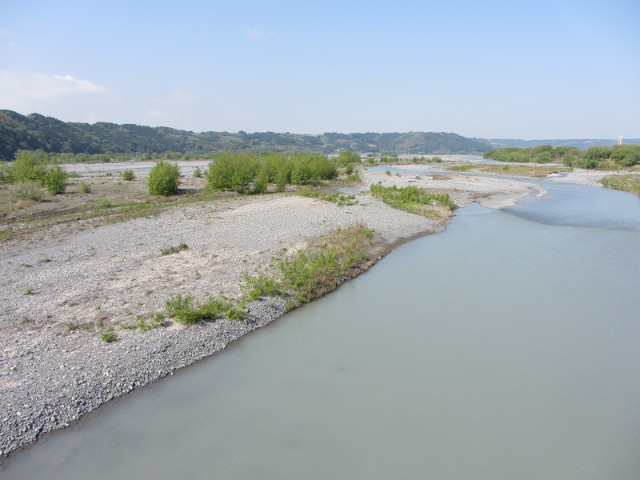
[246,28,275,38]
[85,114,105,124]
[156,89,200,106]
[0,30,15,48]
[0,71,107,110]
[147,109,168,118]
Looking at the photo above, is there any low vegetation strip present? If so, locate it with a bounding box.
[297,189,358,206]
[601,174,640,195]
[450,163,572,178]
[161,224,375,325]
[369,183,453,220]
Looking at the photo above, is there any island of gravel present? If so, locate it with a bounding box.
[0,167,548,456]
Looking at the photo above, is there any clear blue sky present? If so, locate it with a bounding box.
[1,0,638,139]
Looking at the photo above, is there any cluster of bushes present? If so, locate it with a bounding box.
[484,144,640,170]
[577,145,640,169]
[205,152,339,194]
[1,150,68,199]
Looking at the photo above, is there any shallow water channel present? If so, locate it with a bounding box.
[4,180,640,479]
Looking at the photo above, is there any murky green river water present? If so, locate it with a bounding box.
[3,180,640,479]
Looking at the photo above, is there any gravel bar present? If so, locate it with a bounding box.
[0,169,544,456]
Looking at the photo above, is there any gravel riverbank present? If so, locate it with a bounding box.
[0,171,541,456]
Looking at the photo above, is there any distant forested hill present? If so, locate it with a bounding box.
[477,138,640,150]
[0,110,490,161]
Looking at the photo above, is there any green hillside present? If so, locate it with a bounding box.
[0,110,490,161]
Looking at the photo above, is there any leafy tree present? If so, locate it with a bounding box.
[43,164,67,194]
[12,150,49,184]
[610,144,640,167]
[148,161,180,195]
[337,150,361,166]
[585,147,612,162]
[253,167,269,194]
[291,159,313,185]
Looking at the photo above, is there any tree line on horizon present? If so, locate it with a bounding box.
[483,144,640,169]
[0,110,490,162]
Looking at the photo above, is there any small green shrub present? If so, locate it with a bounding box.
[148,161,180,196]
[161,243,188,255]
[122,169,135,181]
[79,182,91,193]
[100,329,118,343]
[192,167,202,178]
[10,181,46,202]
[23,287,34,295]
[43,164,67,194]
[252,169,269,194]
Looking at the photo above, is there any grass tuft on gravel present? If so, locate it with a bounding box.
[165,294,237,325]
[161,243,188,255]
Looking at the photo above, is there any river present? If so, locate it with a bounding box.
[3,179,640,479]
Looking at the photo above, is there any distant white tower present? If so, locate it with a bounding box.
[618,136,623,145]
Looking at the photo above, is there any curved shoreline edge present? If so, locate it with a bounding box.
[0,170,544,457]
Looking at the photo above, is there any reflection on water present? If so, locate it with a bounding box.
[3,182,640,479]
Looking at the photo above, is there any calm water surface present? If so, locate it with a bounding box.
[3,181,640,479]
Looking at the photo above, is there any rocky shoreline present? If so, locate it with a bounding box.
[0,169,542,456]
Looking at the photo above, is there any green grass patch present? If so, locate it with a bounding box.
[64,320,95,332]
[369,183,453,220]
[137,312,166,331]
[165,294,237,325]
[601,174,640,195]
[471,164,572,178]
[449,164,473,171]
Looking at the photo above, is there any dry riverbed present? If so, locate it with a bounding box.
[0,168,542,456]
